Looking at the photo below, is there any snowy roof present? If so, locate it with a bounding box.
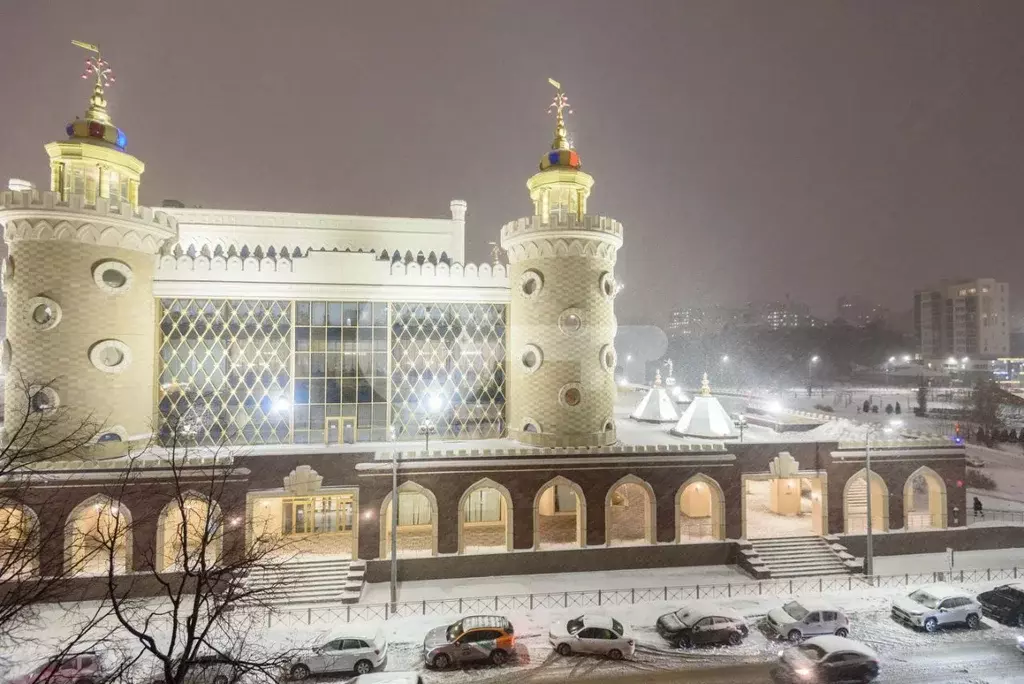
[630,385,680,423]
[349,674,421,684]
[787,598,840,613]
[803,635,877,659]
[577,615,620,631]
[671,396,737,439]
[671,601,744,623]
[910,583,973,600]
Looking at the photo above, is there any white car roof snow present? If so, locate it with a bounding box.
[350,673,419,684]
[327,626,386,642]
[912,583,972,600]
[674,601,744,623]
[804,635,878,660]
[579,615,621,631]
[786,598,841,613]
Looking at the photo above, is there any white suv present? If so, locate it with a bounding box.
[287,629,388,679]
[891,584,982,632]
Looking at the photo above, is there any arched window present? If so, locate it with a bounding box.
[676,474,725,541]
[534,477,586,550]
[65,495,132,576]
[380,482,438,559]
[458,478,513,554]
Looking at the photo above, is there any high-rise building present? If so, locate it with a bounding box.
[914,278,1010,359]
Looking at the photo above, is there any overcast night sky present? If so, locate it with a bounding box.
[2,1,1023,324]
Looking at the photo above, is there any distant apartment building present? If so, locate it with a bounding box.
[743,299,823,331]
[914,278,1009,358]
[836,295,888,327]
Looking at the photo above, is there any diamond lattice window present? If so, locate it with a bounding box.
[390,302,507,441]
[157,299,292,445]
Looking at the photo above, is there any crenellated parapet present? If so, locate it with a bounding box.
[500,213,623,246]
[0,189,177,254]
[154,248,509,301]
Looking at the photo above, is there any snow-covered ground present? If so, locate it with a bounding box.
[11,565,1024,684]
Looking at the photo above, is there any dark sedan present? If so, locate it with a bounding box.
[656,602,749,648]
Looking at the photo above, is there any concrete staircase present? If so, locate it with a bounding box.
[245,556,365,606]
[740,536,861,579]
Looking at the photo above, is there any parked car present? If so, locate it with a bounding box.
[891,583,982,632]
[150,655,238,684]
[286,628,388,679]
[423,615,515,668]
[655,602,749,648]
[764,599,851,642]
[978,583,1024,627]
[9,652,106,684]
[771,635,880,683]
[349,674,423,684]
[548,615,635,659]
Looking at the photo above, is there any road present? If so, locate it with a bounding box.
[371,606,1024,684]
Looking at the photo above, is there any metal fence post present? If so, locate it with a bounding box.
[819,578,822,593]
[598,590,602,606]
[728,584,732,598]
[631,588,635,604]
[422,600,426,615]
[564,592,568,608]
[696,585,701,599]
[530,594,534,610]
[347,605,351,622]
[495,596,499,611]
[385,603,389,620]
[267,610,272,628]
[459,598,463,612]
[308,607,312,624]
[789,579,793,594]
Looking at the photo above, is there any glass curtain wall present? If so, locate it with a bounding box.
[157,299,292,445]
[390,302,506,441]
[292,301,390,443]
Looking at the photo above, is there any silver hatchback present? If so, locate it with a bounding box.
[765,600,850,642]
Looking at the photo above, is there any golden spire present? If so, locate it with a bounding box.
[654,369,663,387]
[700,372,712,397]
[547,78,572,151]
[72,40,114,124]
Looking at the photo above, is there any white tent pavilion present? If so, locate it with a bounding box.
[670,372,737,438]
[630,370,680,423]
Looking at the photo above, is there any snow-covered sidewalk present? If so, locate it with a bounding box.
[361,564,751,603]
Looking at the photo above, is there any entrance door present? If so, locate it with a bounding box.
[342,417,356,444]
[326,418,340,445]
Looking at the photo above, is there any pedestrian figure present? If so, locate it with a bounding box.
[973,496,984,519]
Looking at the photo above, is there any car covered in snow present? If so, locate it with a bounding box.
[548,614,635,659]
[978,583,1024,627]
[771,635,880,683]
[8,652,107,684]
[423,615,515,668]
[655,602,749,648]
[890,583,982,632]
[764,599,850,642]
[285,627,388,679]
[349,674,423,684]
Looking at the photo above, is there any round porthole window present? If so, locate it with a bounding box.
[600,344,617,372]
[92,260,133,294]
[558,308,584,336]
[94,425,128,444]
[89,339,132,374]
[604,419,615,432]
[559,382,583,408]
[522,418,541,433]
[520,344,543,374]
[29,386,59,413]
[519,269,544,299]
[25,296,62,331]
[599,272,617,299]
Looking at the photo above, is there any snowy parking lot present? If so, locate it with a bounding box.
[9,572,1024,684]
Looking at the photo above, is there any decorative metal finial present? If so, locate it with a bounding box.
[72,40,114,124]
[654,369,663,387]
[488,241,504,268]
[700,372,712,397]
[547,78,572,151]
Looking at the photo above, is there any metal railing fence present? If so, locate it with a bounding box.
[252,565,1024,627]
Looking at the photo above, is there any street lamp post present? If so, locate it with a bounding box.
[863,419,902,577]
[807,355,819,392]
[389,446,399,611]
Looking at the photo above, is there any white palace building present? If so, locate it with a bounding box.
[0,50,968,593]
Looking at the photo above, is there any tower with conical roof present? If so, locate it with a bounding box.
[500,80,623,447]
[0,42,176,451]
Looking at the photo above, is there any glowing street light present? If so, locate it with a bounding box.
[721,355,729,363]
[901,354,911,363]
